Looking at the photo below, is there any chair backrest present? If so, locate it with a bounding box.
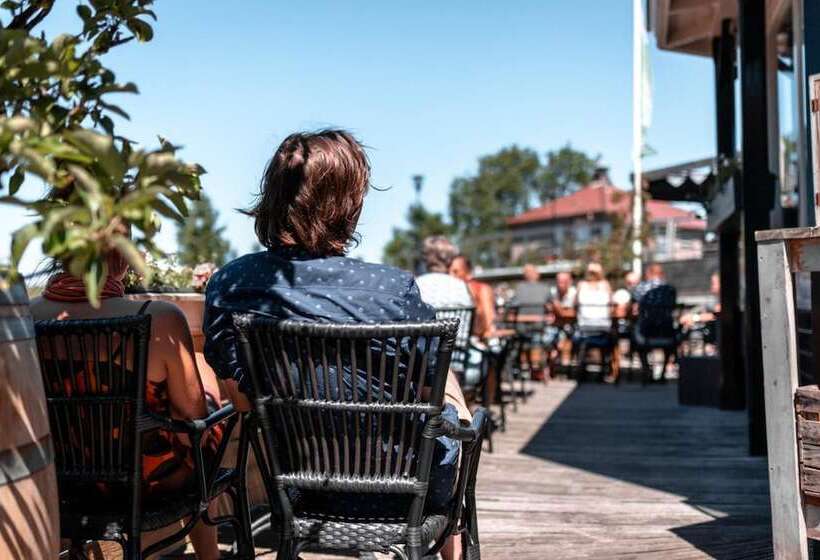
[636,284,677,338]
[234,317,458,525]
[434,306,474,373]
[34,316,151,509]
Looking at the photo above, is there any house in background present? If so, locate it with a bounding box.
[506,173,706,264]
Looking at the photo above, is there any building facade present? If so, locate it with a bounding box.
[506,177,706,263]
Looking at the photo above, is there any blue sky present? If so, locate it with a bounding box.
[1,1,715,270]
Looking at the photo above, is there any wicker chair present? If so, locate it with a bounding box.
[433,306,475,385]
[233,317,488,560]
[35,315,253,559]
[632,285,680,384]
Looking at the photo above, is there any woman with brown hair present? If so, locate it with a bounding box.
[203,129,469,559]
[30,251,225,560]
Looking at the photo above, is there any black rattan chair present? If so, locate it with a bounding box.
[233,317,488,560]
[35,315,253,559]
[632,285,680,384]
[433,306,476,386]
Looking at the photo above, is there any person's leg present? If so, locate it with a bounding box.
[609,342,620,383]
[445,370,472,422]
[441,534,462,560]
[188,519,219,560]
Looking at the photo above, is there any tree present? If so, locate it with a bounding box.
[382,203,451,272]
[537,143,601,202]
[449,146,539,267]
[0,1,203,304]
[176,194,233,266]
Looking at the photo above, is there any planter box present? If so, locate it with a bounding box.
[677,356,721,407]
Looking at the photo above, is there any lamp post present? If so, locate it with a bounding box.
[412,175,424,275]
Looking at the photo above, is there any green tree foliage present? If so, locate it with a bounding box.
[176,194,233,267]
[0,1,203,304]
[382,203,451,272]
[537,143,601,202]
[449,146,539,267]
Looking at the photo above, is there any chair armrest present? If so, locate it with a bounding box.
[141,403,237,434]
[432,407,488,443]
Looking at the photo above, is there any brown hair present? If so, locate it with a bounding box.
[244,129,370,255]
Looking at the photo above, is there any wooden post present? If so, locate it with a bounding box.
[739,0,774,456]
[757,237,808,560]
[713,19,745,410]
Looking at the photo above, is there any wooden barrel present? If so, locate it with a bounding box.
[0,280,59,560]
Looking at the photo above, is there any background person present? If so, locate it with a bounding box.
[547,271,576,369]
[574,262,618,382]
[449,254,497,338]
[416,236,473,310]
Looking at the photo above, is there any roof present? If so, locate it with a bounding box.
[507,181,706,231]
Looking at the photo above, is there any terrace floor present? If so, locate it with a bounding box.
[102,379,774,559]
[298,379,773,559]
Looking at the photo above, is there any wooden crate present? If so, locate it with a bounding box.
[797,386,820,501]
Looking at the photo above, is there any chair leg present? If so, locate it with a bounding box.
[390,544,411,560]
[575,343,587,382]
[639,350,651,385]
[276,537,297,560]
[232,418,255,558]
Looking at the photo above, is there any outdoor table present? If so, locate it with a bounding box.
[756,226,820,560]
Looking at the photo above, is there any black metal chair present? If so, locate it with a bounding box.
[35,315,253,559]
[233,317,488,560]
[632,285,680,384]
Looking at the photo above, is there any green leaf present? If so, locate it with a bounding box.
[109,234,148,278]
[8,167,24,195]
[83,261,103,308]
[126,18,154,42]
[76,5,92,21]
[10,223,39,269]
[150,198,185,222]
[64,129,125,183]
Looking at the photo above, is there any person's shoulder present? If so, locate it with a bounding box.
[340,258,415,285]
[207,251,271,292]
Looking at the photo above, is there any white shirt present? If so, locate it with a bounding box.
[416,272,473,309]
[576,281,612,331]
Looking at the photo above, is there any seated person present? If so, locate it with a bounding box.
[612,271,639,320]
[633,263,678,382]
[574,262,618,381]
[511,264,549,321]
[31,250,224,560]
[510,264,550,380]
[547,271,576,368]
[202,129,468,559]
[417,236,473,311]
[449,254,497,339]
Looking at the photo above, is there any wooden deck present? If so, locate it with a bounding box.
[469,380,772,560]
[298,380,772,559]
[102,379,775,559]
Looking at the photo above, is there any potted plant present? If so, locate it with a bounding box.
[0,3,204,556]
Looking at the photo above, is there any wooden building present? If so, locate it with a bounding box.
[648,0,820,456]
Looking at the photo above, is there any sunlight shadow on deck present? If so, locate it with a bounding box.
[518,382,772,559]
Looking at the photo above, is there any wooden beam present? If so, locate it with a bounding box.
[757,238,808,559]
[739,0,774,457]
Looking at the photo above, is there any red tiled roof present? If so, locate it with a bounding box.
[507,181,705,231]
